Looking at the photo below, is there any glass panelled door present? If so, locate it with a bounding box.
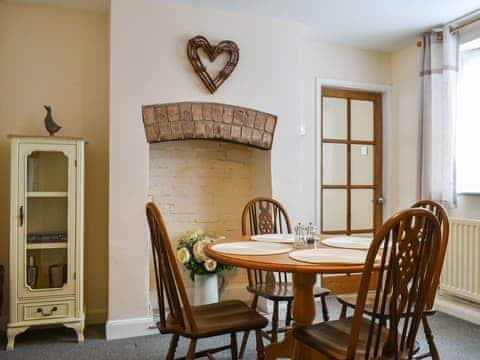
[321,87,383,235]
[18,144,76,297]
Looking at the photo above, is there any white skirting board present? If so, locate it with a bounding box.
[435,293,480,326]
[106,317,158,340]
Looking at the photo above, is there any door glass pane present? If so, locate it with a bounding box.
[351,189,373,230]
[351,145,374,185]
[25,151,68,290]
[351,100,374,141]
[322,190,346,231]
[323,97,347,139]
[323,143,347,185]
[27,151,68,192]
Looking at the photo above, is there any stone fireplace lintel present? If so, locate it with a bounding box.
[142,101,277,150]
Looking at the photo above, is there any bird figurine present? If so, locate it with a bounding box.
[43,105,62,136]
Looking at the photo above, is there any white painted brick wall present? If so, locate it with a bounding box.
[149,140,272,291]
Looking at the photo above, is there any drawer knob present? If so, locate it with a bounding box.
[37,306,58,316]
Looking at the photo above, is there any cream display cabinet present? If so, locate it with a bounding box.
[7,136,85,351]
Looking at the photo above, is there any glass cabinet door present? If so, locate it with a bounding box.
[18,144,76,297]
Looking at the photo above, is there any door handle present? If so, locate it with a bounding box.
[37,306,58,316]
[376,197,385,205]
[19,206,24,226]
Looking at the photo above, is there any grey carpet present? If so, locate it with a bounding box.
[1,297,479,359]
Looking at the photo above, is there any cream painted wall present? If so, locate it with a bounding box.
[109,0,306,326]
[0,3,109,324]
[108,0,393,333]
[391,43,422,211]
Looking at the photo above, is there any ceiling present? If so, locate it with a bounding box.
[4,0,480,51]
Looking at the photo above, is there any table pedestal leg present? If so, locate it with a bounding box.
[264,273,317,360]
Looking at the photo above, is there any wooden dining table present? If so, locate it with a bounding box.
[205,236,370,360]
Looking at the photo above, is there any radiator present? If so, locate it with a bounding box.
[440,218,480,303]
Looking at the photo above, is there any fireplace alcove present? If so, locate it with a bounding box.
[144,102,276,300]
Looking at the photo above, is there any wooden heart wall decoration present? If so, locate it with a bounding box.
[187,35,239,94]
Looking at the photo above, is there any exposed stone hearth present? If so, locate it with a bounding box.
[142,102,277,150]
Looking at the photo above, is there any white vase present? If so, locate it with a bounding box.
[193,273,219,305]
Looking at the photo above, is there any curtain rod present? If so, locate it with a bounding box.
[447,8,480,25]
[416,8,480,47]
[446,8,480,32]
[450,15,480,33]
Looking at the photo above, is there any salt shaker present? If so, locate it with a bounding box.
[306,223,320,249]
[306,222,315,248]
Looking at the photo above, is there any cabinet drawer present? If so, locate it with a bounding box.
[19,301,74,322]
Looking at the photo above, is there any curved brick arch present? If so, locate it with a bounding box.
[142,102,277,150]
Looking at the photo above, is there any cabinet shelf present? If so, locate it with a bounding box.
[27,242,68,250]
[27,192,68,198]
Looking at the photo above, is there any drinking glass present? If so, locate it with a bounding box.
[294,223,306,249]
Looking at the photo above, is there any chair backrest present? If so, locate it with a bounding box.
[146,202,197,333]
[241,197,292,236]
[241,197,292,287]
[347,208,441,359]
[410,200,449,309]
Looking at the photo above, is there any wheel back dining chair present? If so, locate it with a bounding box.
[238,197,330,358]
[293,207,442,359]
[146,202,268,360]
[336,200,449,359]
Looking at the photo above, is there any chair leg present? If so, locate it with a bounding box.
[239,294,259,359]
[285,300,293,327]
[255,329,265,360]
[231,333,238,360]
[339,303,347,319]
[186,338,197,360]
[166,334,179,360]
[422,314,439,360]
[271,301,279,343]
[239,331,250,359]
[320,295,330,322]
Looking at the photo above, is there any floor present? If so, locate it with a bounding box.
[1,298,480,359]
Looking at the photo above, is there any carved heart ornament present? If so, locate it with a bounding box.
[187,35,239,94]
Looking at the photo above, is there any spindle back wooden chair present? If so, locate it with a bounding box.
[411,200,449,311]
[238,197,330,358]
[146,202,268,360]
[294,208,442,359]
[337,200,449,359]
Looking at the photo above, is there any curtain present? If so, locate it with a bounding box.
[419,27,459,208]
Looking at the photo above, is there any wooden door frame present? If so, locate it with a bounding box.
[314,78,393,230]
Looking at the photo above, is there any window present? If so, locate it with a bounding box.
[457,39,480,193]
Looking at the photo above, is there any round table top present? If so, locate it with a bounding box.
[205,236,368,274]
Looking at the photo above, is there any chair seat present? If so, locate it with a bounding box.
[293,318,412,360]
[337,292,375,312]
[163,300,268,338]
[337,292,436,317]
[247,283,330,301]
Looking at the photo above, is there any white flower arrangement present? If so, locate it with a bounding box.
[176,230,233,280]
